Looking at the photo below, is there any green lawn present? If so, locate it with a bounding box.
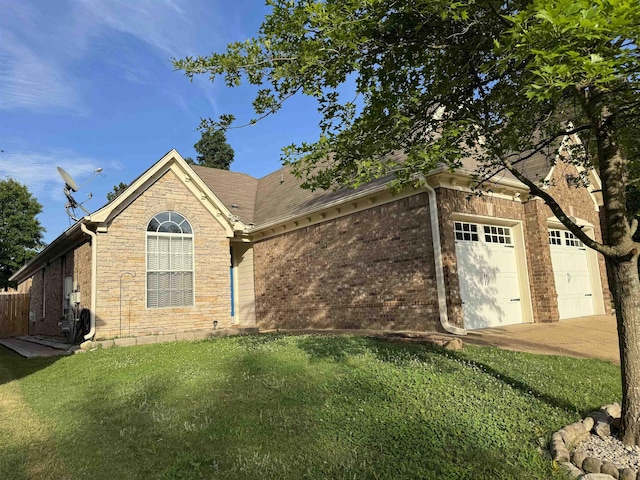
[0,334,621,479]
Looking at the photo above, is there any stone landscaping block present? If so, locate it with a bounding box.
[568,421,586,433]
[601,462,619,479]
[572,450,589,470]
[560,425,586,446]
[619,468,635,480]
[185,331,213,341]
[155,334,177,343]
[95,340,115,349]
[604,403,622,419]
[583,417,595,432]
[594,421,612,438]
[559,461,582,479]
[444,338,463,351]
[175,331,200,341]
[583,457,603,474]
[590,411,612,424]
[114,337,137,347]
[136,336,158,345]
[553,447,570,463]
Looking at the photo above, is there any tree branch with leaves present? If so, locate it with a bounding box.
[175,0,640,444]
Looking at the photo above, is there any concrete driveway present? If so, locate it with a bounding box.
[465,315,620,365]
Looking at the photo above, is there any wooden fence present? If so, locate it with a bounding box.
[0,294,30,338]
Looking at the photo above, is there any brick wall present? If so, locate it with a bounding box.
[94,169,232,339]
[523,200,560,322]
[253,193,441,331]
[27,241,92,337]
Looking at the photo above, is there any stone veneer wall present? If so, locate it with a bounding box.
[94,169,232,339]
[253,193,441,331]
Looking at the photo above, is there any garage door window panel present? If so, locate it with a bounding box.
[455,222,479,241]
[483,225,512,245]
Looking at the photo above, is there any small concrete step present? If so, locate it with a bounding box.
[0,338,73,358]
[16,335,74,351]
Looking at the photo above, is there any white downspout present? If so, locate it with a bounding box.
[424,183,467,336]
[80,223,97,340]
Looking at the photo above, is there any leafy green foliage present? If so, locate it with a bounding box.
[174,0,638,194]
[0,179,45,289]
[0,335,621,479]
[174,3,640,441]
[191,128,235,170]
[106,182,128,202]
[173,0,639,257]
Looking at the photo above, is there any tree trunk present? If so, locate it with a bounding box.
[609,252,640,445]
[585,94,640,445]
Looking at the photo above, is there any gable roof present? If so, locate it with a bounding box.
[195,149,559,229]
[190,166,258,224]
[9,150,237,283]
[11,141,597,284]
[253,166,391,227]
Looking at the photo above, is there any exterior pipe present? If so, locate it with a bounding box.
[80,223,97,340]
[424,183,467,336]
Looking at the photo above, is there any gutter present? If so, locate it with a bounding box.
[80,223,97,340]
[424,182,467,336]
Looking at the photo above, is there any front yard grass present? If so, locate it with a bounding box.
[0,334,621,479]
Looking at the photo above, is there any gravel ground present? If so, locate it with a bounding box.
[574,433,640,471]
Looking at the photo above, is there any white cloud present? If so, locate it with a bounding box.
[0,0,223,114]
[0,150,119,202]
[0,31,84,113]
[73,0,196,58]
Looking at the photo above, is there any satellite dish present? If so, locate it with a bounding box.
[57,167,79,192]
[56,166,103,222]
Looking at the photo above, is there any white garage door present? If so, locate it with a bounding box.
[454,221,523,330]
[549,229,594,319]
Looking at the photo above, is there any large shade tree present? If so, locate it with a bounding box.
[0,179,45,290]
[175,0,640,443]
[187,128,235,170]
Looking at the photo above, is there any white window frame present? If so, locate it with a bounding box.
[146,212,195,309]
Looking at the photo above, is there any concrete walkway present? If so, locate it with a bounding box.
[0,336,74,358]
[465,314,620,365]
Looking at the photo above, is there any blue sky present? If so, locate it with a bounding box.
[0,0,322,243]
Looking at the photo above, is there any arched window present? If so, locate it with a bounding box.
[146,212,194,308]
